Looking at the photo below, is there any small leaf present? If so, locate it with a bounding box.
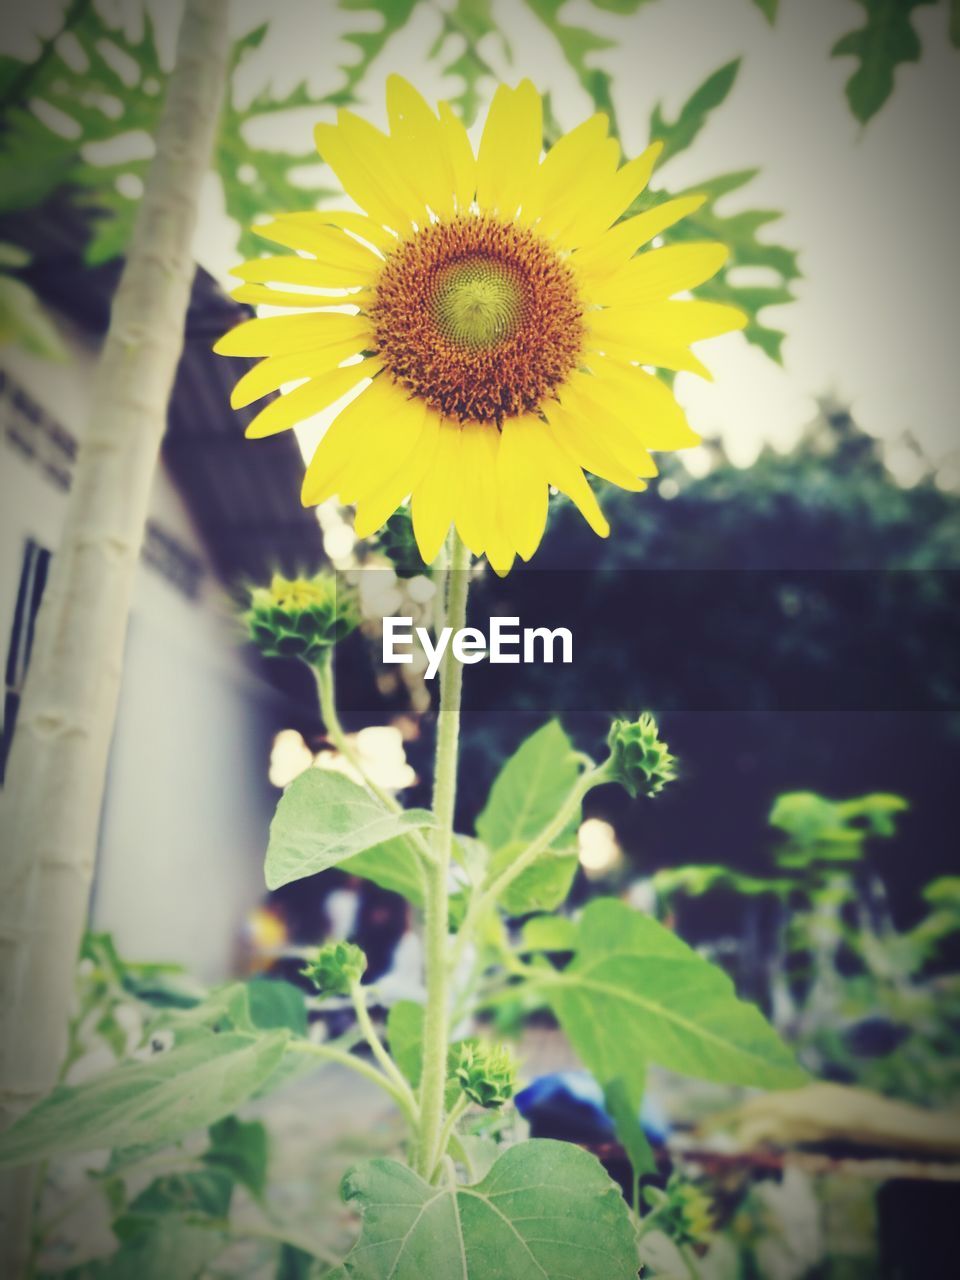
[488,840,580,916]
[265,770,433,891]
[322,0,424,108]
[650,59,741,165]
[246,977,308,1036]
[386,1000,425,1087]
[336,1139,638,1277]
[204,1115,269,1198]
[476,720,580,852]
[750,0,779,21]
[831,0,936,124]
[0,1032,288,1167]
[521,915,578,952]
[538,899,806,1105]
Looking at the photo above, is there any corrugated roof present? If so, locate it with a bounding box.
[0,194,325,584]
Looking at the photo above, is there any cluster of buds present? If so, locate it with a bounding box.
[301,941,367,997]
[606,712,677,798]
[453,1040,518,1109]
[245,572,358,666]
[662,1177,716,1247]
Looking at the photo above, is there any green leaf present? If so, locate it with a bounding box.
[488,841,580,915]
[0,1031,288,1167]
[650,59,740,166]
[831,0,936,123]
[247,977,308,1036]
[750,0,779,20]
[342,835,426,906]
[520,915,578,952]
[265,770,433,892]
[323,0,424,108]
[428,0,509,125]
[603,1076,657,1180]
[522,0,619,125]
[386,1000,426,1087]
[538,899,806,1104]
[116,1167,234,1234]
[335,1139,638,1277]
[277,1243,318,1280]
[0,274,68,360]
[204,1115,269,1198]
[477,721,580,853]
[48,1220,225,1280]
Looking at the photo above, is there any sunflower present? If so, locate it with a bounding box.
[215,77,745,573]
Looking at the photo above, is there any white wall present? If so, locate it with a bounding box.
[0,322,283,983]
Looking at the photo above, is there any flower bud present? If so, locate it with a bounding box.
[246,572,358,665]
[453,1040,518,1109]
[301,941,367,996]
[607,712,677,798]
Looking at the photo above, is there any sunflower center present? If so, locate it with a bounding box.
[369,215,584,425]
[432,259,523,348]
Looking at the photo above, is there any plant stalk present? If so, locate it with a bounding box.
[415,531,471,1178]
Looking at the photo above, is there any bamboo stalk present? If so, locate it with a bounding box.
[0,3,231,1272]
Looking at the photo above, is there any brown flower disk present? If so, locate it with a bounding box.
[369,215,584,425]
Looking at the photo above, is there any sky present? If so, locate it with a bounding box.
[5,0,960,489]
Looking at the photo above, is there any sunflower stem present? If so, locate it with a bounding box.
[416,530,471,1179]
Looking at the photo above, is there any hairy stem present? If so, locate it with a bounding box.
[349,983,418,1111]
[416,532,471,1179]
[287,1039,418,1130]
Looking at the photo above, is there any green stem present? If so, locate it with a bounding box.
[287,1039,418,1131]
[416,530,471,1178]
[349,983,419,1108]
[431,1094,470,1179]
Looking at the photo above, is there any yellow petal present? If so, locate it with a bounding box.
[561,375,659,478]
[477,80,542,220]
[574,194,706,277]
[411,423,461,563]
[587,299,746,374]
[353,401,436,537]
[315,117,411,231]
[301,375,398,506]
[386,75,455,220]
[543,399,648,491]
[230,283,371,310]
[214,311,370,357]
[438,101,477,212]
[535,423,610,537]
[497,416,550,561]
[453,423,498,556]
[528,113,610,232]
[536,137,620,244]
[308,210,397,252]
[595,242,729,306]
[250,222,381,280]
[244,361,376,438]
[231,345,370,409]
[483,495,517,576]
[336,386,427,505]
[564,141,662,246]
[587,359,700,450]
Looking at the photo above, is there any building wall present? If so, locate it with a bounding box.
[0,323,284,983]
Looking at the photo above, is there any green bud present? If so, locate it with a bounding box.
[673,1180,715,1245]
[371,509,429,579]
[300,941,366,996]
[245,572,358,665]
[607,712,677,798]
[453,1040,518,1109]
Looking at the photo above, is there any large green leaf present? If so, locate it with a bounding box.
[476,721,580,853]
[333,1139,638,1277]
[0,1031,287,1167]
[650,59,740,166]
[342,835,427,905]
[487,840,580,915]
[265,770,433,891]
[831,0,937,123]
[538,899,806,1104]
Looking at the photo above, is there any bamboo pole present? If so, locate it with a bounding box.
[0,2,231,1271]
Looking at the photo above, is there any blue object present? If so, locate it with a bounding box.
[515,1071,669,1145]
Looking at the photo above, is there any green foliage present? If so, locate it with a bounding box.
[301,941,368,996]
[641,61,801,362]
[476,719,579,853]
[538,899,807,1106]
[0,243,67,358]
[247,573,359,666]
[832,0,938,123]
[331,1140,639,1278]
[427,0,510,125]
[371,509,430,579]
[323,0,424,108]
[0,5,334,263]
[770,790,908,867]
[264,769,434,892]
[0,1031,286,1168]
[603,1077,657,1185]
